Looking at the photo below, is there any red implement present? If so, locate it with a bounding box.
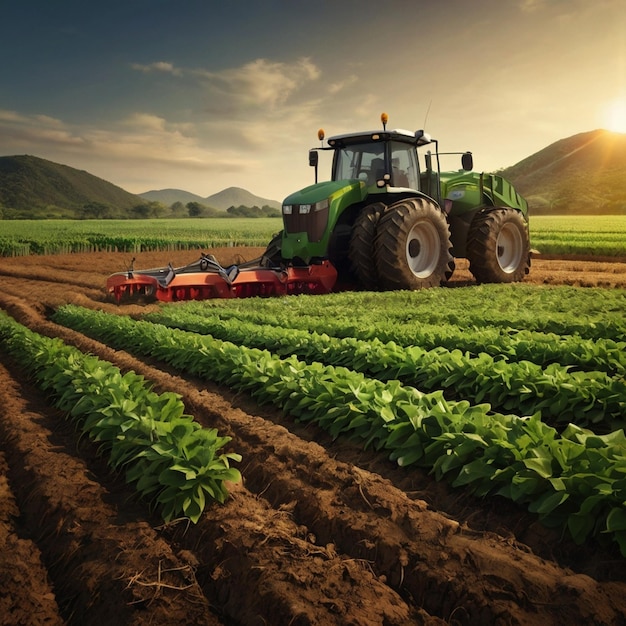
[106,256,337,303]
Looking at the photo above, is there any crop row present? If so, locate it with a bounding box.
[172,292,626,375]
[3,215,626,257]
[0,234,265,256]
[53,305,626,556]
[0,218,280,257]
[180,285,626,344]
[0,311,241,523]
[144,308,626,430]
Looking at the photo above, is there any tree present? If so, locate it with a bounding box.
[169,201,186,217]
[130,203,153,218]
[81,202,113,219]
[261,205,281,217]
[187,201,205,217]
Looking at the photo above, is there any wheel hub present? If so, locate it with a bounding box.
[497,223,524,272]
[405,220,440,278]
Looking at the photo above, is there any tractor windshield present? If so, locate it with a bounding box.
[334,142,385,186]
[333,140,419,189]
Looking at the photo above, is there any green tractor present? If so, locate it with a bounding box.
[275,113,530,290]
[107,114,531,303]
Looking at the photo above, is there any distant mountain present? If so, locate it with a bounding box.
[140,186,281,211]
[500,129,626,215]
[139,188,208,206]
[0,155,144,216]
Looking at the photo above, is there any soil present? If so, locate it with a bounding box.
[0,248,625,626]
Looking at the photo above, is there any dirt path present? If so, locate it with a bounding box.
[0,249,625,625]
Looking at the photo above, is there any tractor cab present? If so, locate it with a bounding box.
[309,121,438,194]
[328,129,422,190]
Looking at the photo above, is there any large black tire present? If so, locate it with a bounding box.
[466,208,530,283]
[348,202,386,290]
[374,197,454,290]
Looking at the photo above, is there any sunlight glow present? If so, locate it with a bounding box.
[603,97,626,134]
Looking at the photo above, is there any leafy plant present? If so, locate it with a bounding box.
[0,311,241,523]
[53,304,626,555]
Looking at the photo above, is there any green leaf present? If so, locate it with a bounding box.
[606,507,626,532]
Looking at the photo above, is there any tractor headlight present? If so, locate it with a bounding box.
[311,199,329,212]
[286,199,329,215]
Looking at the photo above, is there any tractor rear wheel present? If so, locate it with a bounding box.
[466,208,530,283]
[348,202,386,290]
[375,197,454,290]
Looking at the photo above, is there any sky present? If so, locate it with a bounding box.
[1,0,626,202]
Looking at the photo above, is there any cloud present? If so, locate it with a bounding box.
[0,109,86,148]
[328,75,358,95]
[131,56,322,111]
[519,0,543,11]
[130,61,182,76]
[0,108,256,192]
[202,57,321,109]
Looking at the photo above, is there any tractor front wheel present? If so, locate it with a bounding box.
[375,197,454,290]
[348,202,386,290]
[466,208,530,283]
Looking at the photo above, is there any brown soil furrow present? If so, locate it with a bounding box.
[0,452,64,626]
[0,361,218,626]
[0,264,105,290]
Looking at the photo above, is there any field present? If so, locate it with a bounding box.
[0,240,626,625]
[1,214,626,257]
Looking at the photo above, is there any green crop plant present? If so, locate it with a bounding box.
[0,311,241,523]
[53,305,626,556]
[144,308,626,430]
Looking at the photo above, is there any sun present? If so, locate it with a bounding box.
[603,97,626,134]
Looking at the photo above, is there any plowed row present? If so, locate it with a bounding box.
[1,249,625,625]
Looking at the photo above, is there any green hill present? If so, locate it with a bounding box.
[140,186,281,210]
[0,155,145,218]
[500,130,626,215]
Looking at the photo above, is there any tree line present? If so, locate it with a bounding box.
[0,200,282,220]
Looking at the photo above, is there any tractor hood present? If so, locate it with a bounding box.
[281,179,367,262]
[282,179,366,206]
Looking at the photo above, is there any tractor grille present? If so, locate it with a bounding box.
[283,206,329,242]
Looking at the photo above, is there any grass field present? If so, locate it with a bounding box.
[0,215,624,257]
[529,215,626,256]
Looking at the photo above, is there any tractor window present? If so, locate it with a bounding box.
[390,141,419,190]
[334,143,385,185]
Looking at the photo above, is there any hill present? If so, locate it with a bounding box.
[500,129,626,215]
[138,188,208,207]
[0,155,144,217]
[140,186,281,210]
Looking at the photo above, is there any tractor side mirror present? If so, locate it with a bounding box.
[462,152,473,171]
[309,150,319,183]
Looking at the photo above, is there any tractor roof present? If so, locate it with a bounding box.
[327,128,432,148]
